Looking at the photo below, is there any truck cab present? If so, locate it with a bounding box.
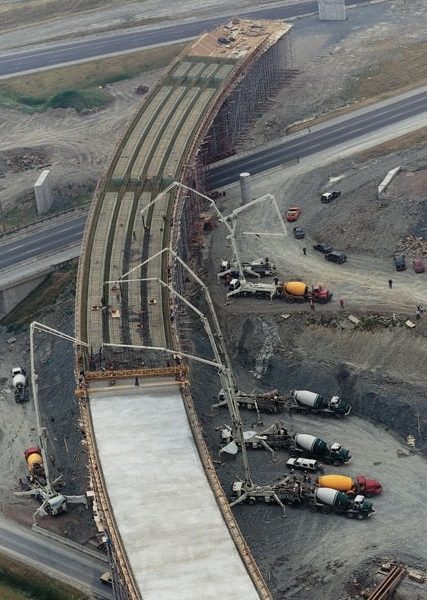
[228,278,240,292]
[329,395,352,416]
[352,495,375,518]
[356,475,382,497]
[329,443,351,464]
[311,284,332,303]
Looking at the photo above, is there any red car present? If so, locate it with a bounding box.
[285,207,301,222]
[413,257,425,273]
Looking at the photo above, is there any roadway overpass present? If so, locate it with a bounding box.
[75,19,294,599]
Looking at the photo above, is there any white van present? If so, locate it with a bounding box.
[286,457,320,472]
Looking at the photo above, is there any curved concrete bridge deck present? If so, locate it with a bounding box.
[90,380,260,600]
[75,18,292,599]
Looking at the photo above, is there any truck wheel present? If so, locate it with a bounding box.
[248,497,256,505]
[346,512,354,519]
[289,449,297,457]
[333,460,340,467]
[321,506,331,514]
[357,513,364,520]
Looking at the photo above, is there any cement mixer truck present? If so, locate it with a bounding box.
[24,447,45,483]
[290,433,351,466]
[277,281,332,304]
[227,279,332,303]
[11,367,28,403]
[289,390,351,417]
[316,474,383,497]
[311,487,375,519]
[23,447,68,516]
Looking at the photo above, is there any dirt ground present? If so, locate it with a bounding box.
[190,125,427,599]
[0,282,97,545]
[190,346,427,599]
[0,0,427,597]
[184,150,427,598]
[1,1,426,216]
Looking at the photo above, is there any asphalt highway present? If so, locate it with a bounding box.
[0,518,112,599]
[0,213,87,271]
[0,0,373,78]
[208,88,427,188]
[1,87,426,272]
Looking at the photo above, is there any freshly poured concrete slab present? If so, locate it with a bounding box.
[90,380,259,600]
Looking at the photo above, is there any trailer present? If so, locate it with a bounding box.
[213,388,286,413]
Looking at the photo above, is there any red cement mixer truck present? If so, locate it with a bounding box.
[316,474,383,497]
[277,281,332,304]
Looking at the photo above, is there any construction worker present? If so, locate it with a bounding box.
[388,279,393,289]
[310,298,315,311]
[303,247,307,256]
[339,298,345,309]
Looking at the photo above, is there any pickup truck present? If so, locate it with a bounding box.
[285,207,301,222]
[321,191,341,203]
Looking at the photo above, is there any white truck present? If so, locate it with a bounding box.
[11,367,28,403]
[227,278,277,300]
[218,258,276,281]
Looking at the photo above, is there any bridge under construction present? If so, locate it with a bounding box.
[75,18,294,599]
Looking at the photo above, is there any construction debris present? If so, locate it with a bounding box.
[407,569,425,584]
[4,148,49,172]
[397,234,427,257]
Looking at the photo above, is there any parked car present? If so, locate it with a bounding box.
[394,254,406,271]
[285,207,301,222]
[413,257,425,273]
[293,226,305,239]
[313,242,333,254]
[286,457,322,473]
[325,251,347,264]
[320,191,341,203]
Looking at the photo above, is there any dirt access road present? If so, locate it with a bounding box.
[209,157,427,316]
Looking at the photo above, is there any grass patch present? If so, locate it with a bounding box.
[0,549,88,599]
[0,87,111,113]
[2,264,77,331]
[0,43,185,113]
